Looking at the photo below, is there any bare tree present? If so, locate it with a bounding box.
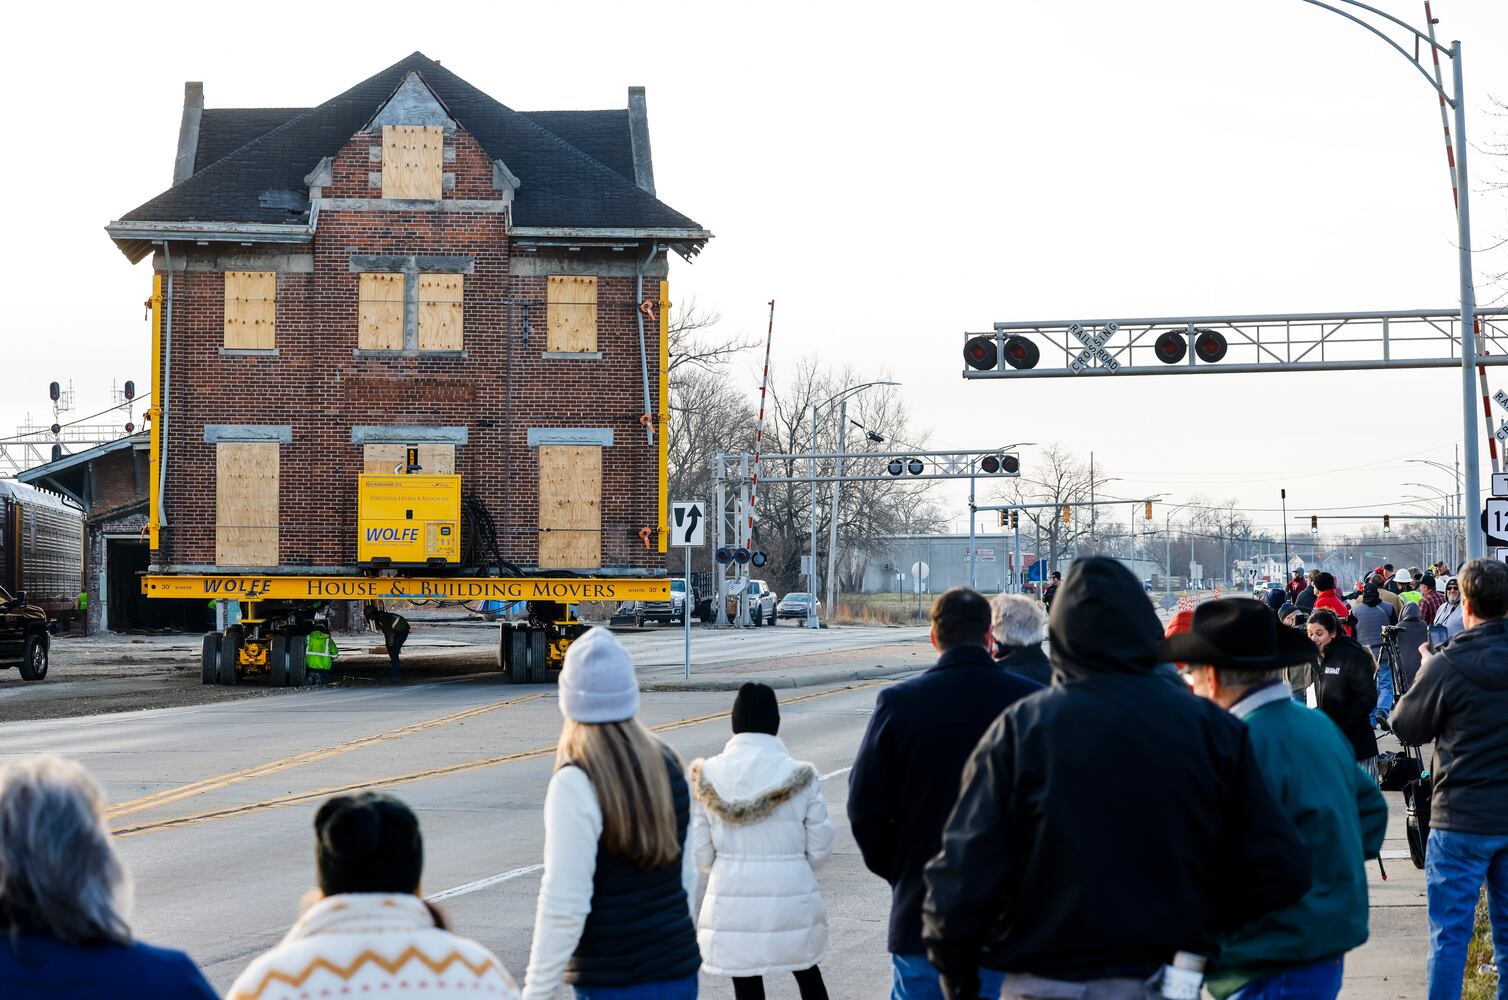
[990,444,1106,575]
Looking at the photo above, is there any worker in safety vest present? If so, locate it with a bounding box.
[307,619,339,685]
[364,603,409,682]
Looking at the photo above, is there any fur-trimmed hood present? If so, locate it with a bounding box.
[689,733,817,827]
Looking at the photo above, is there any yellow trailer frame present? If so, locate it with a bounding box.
[142,574,669,602]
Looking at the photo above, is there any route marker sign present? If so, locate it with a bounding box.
[1486,498,1508,547]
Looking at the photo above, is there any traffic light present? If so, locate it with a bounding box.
[1194,329,1228,363]
[1062,505,1071,524]
[1002,336,1040,370]
[1010,509,1020,529]
[1383,514,1391,534]
[1153,330,1187,364]
[1310,515,1318,534]
[48,381,60,402]
[963,336,998,371]
[1144,501,1153,521]
[998,510,1007,528]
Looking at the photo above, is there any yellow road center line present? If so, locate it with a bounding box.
[105,693,546,820]
[113,680,886,839]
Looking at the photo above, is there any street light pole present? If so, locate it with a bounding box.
[1281,489,1290,575]
[1452,40,1483,560]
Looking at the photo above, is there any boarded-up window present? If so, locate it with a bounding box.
[215,442,279,566]
[418,274,464,350]
[381,125,443,200]
[358,273,405,350]
[362,443,456,475]
[224,271,276,349]
[538,444,601,569]
[546,276,598,353]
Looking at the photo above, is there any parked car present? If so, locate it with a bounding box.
[726,579,776,626]
[0,587,51,680]
[776,592,821,622]
[636,578,693,625]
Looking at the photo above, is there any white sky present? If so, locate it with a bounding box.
[4,0,1507,543]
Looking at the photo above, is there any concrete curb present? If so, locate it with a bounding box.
[639,664,920,693]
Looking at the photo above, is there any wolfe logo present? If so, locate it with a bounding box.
[366,527,419,542]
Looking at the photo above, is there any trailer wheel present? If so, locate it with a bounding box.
[18,634,47,681]
[217,631,241,686]
[529,629,549,682]
[509,629,532,683]
[498,626,513,678]
[270,634,288,688]
[201,633,221,685]
[287,640,308,687]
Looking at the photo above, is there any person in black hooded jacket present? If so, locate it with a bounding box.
[1306,610,1379,778]
[921,558,1311,1000]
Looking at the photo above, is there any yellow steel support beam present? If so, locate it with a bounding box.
[141,574,670,603]
[147,274,162,550]
[658,279,670,554]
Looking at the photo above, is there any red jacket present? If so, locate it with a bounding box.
[1313,589,1353,635]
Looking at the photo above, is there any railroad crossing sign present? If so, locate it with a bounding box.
[1068,322,1121,374]
[671,501,706,547]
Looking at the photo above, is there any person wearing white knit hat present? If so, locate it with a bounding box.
[523,628,702,1000]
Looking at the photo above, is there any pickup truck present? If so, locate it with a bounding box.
[0,587,50,680]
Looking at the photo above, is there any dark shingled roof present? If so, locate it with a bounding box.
[117,53,704,236]
[195,108,309,172]
[519,110,635,184]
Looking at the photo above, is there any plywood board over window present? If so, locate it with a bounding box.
[538,444,601,569]
[362,443,456,475]
[418,274,464,350]
[358,273,405,350]
[224,271,276,349]
[381,125,443,200]
[215,442,279,566]
[546,275,598,353]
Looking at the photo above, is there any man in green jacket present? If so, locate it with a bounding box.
[306,618,338,685]
[1163,599,1387,1000]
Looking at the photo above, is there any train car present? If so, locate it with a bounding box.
[0,479,84,623]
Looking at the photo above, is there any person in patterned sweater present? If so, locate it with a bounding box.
[227,792,519,1000]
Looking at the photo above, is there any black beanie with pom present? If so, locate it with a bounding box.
[731,682,780,736]
[314,791,424,896]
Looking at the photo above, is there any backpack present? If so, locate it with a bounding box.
[1377,751,1422,791]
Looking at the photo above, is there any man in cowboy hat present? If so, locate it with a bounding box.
[1164,599,1388,1000]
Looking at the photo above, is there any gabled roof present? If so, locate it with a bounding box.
[110,53,708,260]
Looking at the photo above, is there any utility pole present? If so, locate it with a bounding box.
[1281,489,1290,575]
[823,400,845,618]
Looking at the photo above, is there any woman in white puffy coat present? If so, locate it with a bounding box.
[688,682,834,1000]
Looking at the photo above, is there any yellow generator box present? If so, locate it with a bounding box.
[357,474,462,567]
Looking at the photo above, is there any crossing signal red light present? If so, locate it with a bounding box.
[715,547,734,565]
[1003,336,1040,370]
[751,551,768,567]
[964,336,998,371]
[734,547,751,564]
[123,380,136,400]
[1154,331,1187,364]
[907,458,925,476]
[980,455,1001,474]
[887,459,904,476]
[49,423,60,435]
[124,421,135,433]
[1194,329,1228,363]
[48,381,60,402]
[1000,454,1020,475]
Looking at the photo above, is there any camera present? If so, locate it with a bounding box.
[1285,611,1310,628]
[1380,624,1403,637]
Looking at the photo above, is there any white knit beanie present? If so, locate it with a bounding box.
[559,627,640,723]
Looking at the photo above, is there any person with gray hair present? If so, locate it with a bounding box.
[989,594,1051,686]
[0,755,216,998]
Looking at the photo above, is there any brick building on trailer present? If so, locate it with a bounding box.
[106,54,709,581]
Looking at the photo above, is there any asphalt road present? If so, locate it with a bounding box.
[1,671,899,997]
